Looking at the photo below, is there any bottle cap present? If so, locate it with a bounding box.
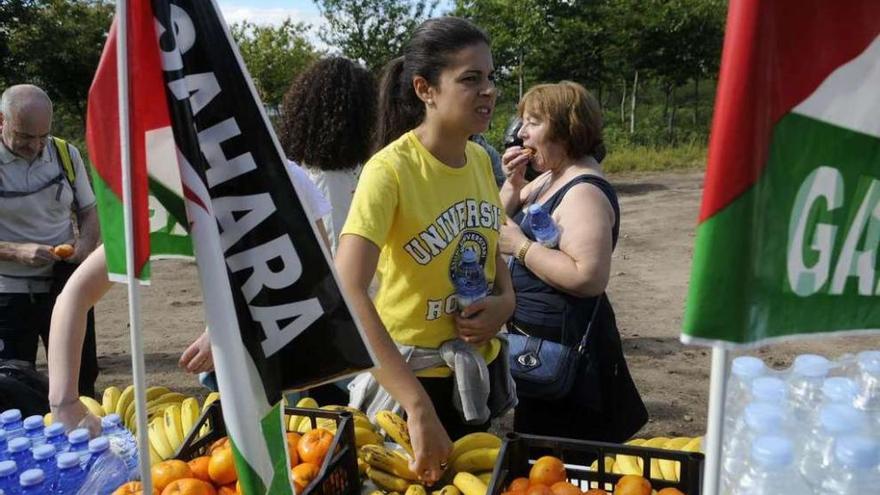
[18,468,43,487]
[751,377,787,402]
[0,409,21,425]
[32,444,56,460]
[743,403,785,433]
[527,204,543,215]
[56,452,81,469]
[22,416,43,432]
[857,350,880,375]
[821,377,858,404]
[44,423,65,439]
[750,435,794,468]
[731,356,766,380]
[8,437,30,453]
[102,413,122,429]
[68,428,90,444]
[0,460,16,476]
[819,404,868,434]
[461,249,478,263]
[792,354,831,378]
[88,436,110,454]
[834,435,880,469]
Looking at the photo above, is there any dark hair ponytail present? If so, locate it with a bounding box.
[373,17,490,152]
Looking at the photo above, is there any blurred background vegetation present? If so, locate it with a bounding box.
[1,0,727,172]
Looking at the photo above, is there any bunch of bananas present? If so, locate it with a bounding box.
[591,436,703,482]
[147,391,220,463]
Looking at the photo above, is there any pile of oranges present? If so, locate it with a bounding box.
[112,427,336,495]
[500,456,686,495]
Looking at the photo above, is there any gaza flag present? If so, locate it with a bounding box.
[86,6,192,283]
[682,0,880,347]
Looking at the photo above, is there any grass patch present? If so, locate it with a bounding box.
[603,143,707,173]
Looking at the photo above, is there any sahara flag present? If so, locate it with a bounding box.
[682,0,880,347]
[87,0,376,493]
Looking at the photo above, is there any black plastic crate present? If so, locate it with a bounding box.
[175,401,361,495]
[488,433,704,495]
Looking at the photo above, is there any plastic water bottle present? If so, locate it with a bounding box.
[30,445,56,488]
[20,418,43,448]
[724,356,767,430]
[798,404,870,487]
[0,412,24,441]
[822,377,859,406]
[789,354,832,422]
[731,435,813,495]
[0,460,18,495]
[42,424,67,454]
[750,376,788,404]
[6,439,32,473]
[78,440,130,495]
[65,429,89,466]
[51,453,86,494]
[853,350,880,428]
[17,469,44,495]
[722,403,786,490]
[527,204,559,248]
[100,415,137,475]
[821,435,880,494]
[0,431,7,463]
[84,437,110,472]
[453,249,488,309]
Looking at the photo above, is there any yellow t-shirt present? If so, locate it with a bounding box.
[342,131,503,376]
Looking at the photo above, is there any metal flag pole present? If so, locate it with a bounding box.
[116,0,153,490]
[701,346,729,495]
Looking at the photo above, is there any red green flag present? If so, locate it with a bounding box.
[683,0,880,346]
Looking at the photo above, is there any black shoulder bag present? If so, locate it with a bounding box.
[507,298,602,400]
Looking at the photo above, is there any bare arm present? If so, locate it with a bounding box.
[335,233,451,483]
[0,241,59,265]
[70,205,100,263]
[48,246,113,433]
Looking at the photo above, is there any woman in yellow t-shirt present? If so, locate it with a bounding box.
[335,17,515,484]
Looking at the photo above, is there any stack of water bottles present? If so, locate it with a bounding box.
[0,410,138,494]
[721,351,880,495]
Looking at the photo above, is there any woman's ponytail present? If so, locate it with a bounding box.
[373,56,423,152]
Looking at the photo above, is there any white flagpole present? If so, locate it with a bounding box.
[116,0,153,491]
[702,346,729,495]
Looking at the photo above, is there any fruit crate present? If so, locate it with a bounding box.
[487,433,704,495]
[176,401,361,495]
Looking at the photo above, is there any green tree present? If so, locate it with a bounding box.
[315,0,438,72]
[231,19,321,112]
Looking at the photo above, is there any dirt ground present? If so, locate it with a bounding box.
[38,169,878,439]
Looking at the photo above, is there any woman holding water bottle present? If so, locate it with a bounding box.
[499,81,646,442]
[335,16,515,483]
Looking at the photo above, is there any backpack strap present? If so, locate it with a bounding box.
[51,137,76,185]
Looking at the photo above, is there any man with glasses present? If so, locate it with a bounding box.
[0,84,100,398]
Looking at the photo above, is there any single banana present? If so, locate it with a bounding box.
[433,485,462,495]
[368,490,384,495]
[289,396,319,432]
[361,444,419,480]
[148,440,162,466]
[163,405,185,453]
[355,426,383,447]
[149,392,187,407]
[675,436,703,481]
[115,385,135,416]
[180,397,201,437]
[658,437,692,481]
[614,438,645,475]
[43,413,53,426]
[449,432,502,466]
[639,436,670,479]
[366,466,411,492]
[452,472,487,495]
[126,391,185,430]
[375,410,413,456]
[358,457,368,475]
[406,484,428,495]
[102,386,121,415]
[476,472,493,485]
[203,391,221,410]
[79,396,105,417]
[353,415,377,432]
[589,456,615,473]
[145,386,172,402]
[148,418,174,460]
[451,447,499,474]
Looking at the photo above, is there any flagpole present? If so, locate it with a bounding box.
[702,346,729,495]
[116,0,153,490]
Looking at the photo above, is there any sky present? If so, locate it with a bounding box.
[217,0,454,29]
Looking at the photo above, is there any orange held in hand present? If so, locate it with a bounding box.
[161,478,217,495]
[113,481,159,494]
[297,428,334,464]
[209,446,238,485]
[291,462,321,493]
[152,460,194,493]
[529,456,566,487]
[614,474,652,495]
[53,243,74,259]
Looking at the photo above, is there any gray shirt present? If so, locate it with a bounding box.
[0,138,96,293]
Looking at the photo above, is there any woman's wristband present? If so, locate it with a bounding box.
[515,240,533,264]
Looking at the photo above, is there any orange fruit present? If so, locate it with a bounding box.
[614,475,652,495]
[529,456,566,487]
[217,484,239,495]
[508,477,531,492]
[297,428,334,464]
[53,244,74,259]
[550,481,582,495]
[188,456,212,483]
[161,478,217,495]
[656,489,685,495]
[113,481,160,494]
[209,436,230,454]
[583,490,608,495]
[291,462,321,493]
[209,447,238,485]
[287,432,301,467]
[525,484,554,495]
[152,460,194,493]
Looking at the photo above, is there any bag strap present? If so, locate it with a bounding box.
[51,137,76,185]
[575,293,603,355]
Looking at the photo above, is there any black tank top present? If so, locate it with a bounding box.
[510,174,620,336]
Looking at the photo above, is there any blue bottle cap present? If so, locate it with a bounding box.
[792,354,831,377]
[0,460,16,476]
[857,350,880,375]
[751,377,787,402]
[819,404,868,434]
[743,403,785,433]
[88,436,110,454]
[22,416,43,432]
[835,435,880,469]
[527,204,543,215]
[461,249,478,263]
[56,452,81,469]
[68,428,89,444]
[102,413,122,428]
[8,437,30,453]
[750,435,794,468]
[44,423,65,439]
[18,468,43,487]
[731,356,766,380]
[822,377,858,403]
[31,444,55,461]
[0,410,21,425]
